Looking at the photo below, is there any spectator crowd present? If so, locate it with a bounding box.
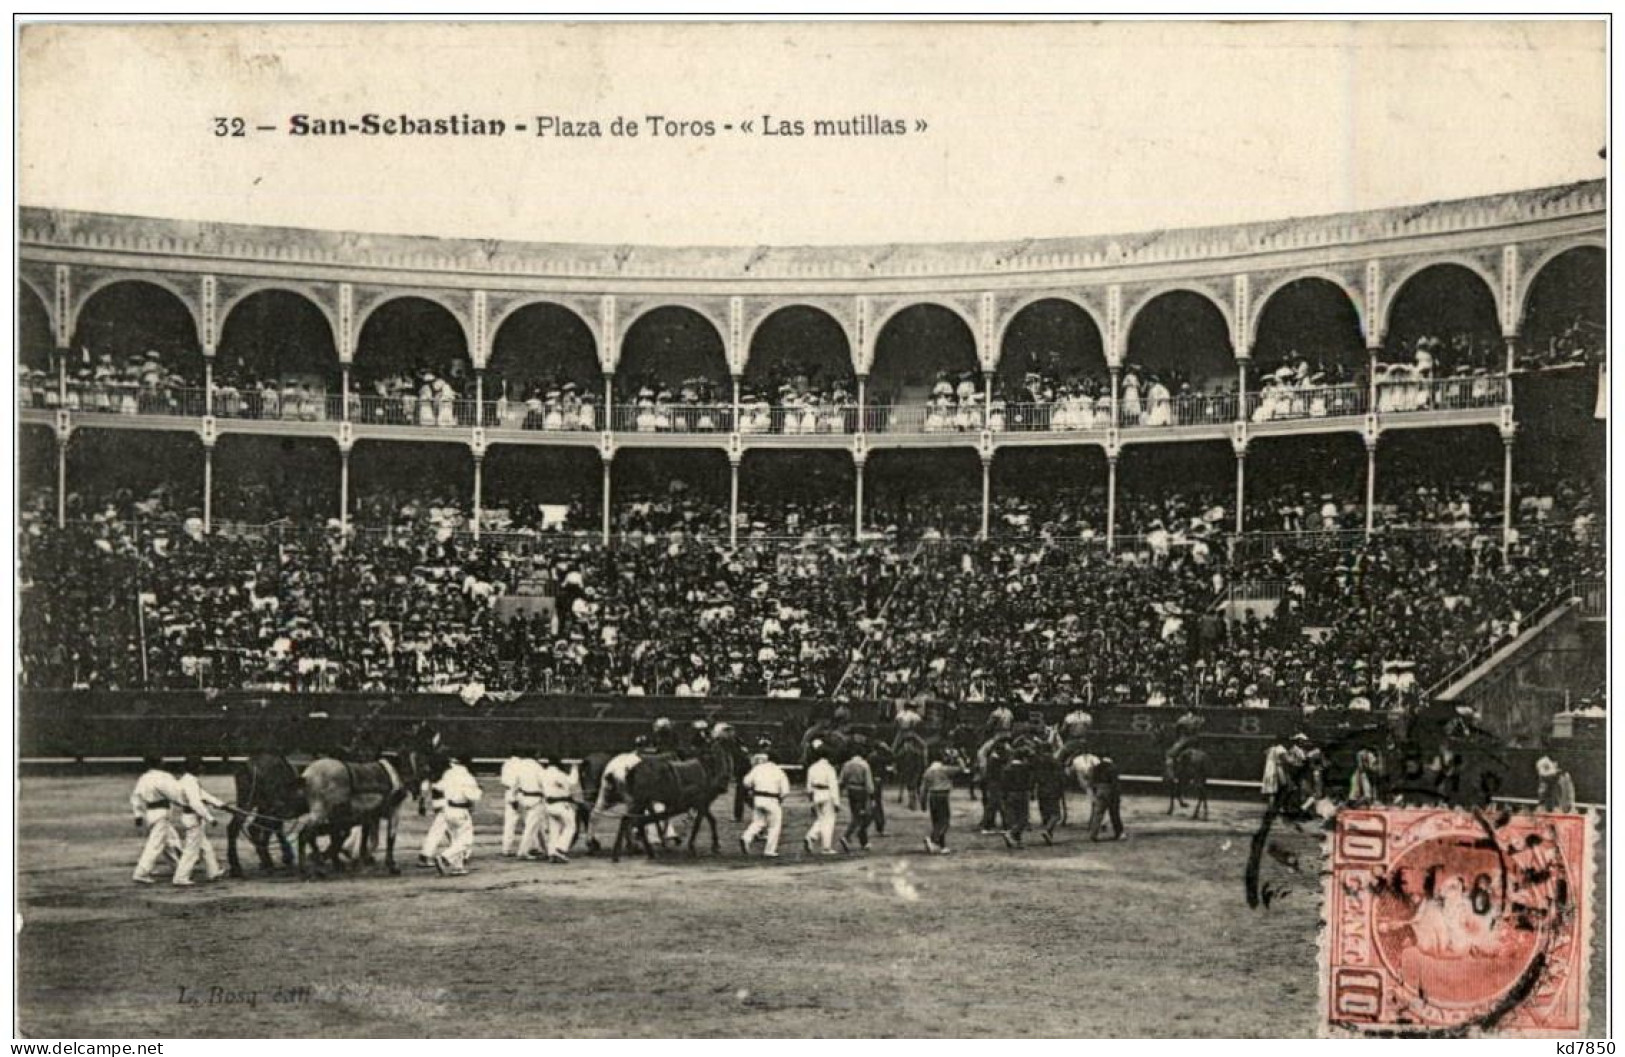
[19,458,1602,716]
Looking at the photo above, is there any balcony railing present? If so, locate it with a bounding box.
[611,404,735,434]
[212,387,341,423]
[863,404,993,434]
[1001,401,1110,433]
[27,374,1515,436]
[1119,391,1239,428]
[1246,384,1368,423]
[53,383,208,418]
[352,393,478,428]
[1376,374,1508,413]
[16,384,60,410]
[480,400,599,432]
[737,405,857,435]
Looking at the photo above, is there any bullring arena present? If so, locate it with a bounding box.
[15,179,1609,1037]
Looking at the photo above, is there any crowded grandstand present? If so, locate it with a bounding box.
[15,188,1607,809]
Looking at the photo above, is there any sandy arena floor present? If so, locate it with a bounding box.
[15,775,1608,1037]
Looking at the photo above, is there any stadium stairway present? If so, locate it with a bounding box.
[1433,580,1606,747]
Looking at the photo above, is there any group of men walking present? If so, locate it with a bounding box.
[736,737,884,859]
[967,732,1126,850]
[127,709,1135,885]
[128,756,229,886]
[492,752,584,866]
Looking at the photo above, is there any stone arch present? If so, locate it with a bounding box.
[1246,270,1366,350]
[743,304,856,396]
[1248,275,1368,384]
[995,296,1109,419]
[217,282,339,353]
[743,302,856,375]
[18,281,54,372]
[616,300,728,373]
[488,300,602,402]
[18,273,54,343]
[1380,261,1502,362]
[1123,288,1236,391]
[489,297,599,352]
[1518,239,1606,328]
[1378,257,1501,345]
[995,291,1106,362]
[71,278,205,387]
[869,298,980,362]
[71,275,202,350]
[1122,284,1233,351]
[616,304,730,401]
[1516,242,1604,371]
[351,295,476,420]
[869,302,980,398]
[216,288,342,386]
[354,289,473,360]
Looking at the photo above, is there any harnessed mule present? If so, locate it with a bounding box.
[290,748,426,878]
[226,753,305,876]
[611,741,732,862]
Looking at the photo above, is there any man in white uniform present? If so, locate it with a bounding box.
[739,745,791,857]
[434,754,482,876]
[587,743,647,851]
[417,767,449,868]
[509,752,549,859]
[499,754,525,856]
[173,758,228,886]
[539,758,579,863]
[129,756,182,884]
[802,746,840,856]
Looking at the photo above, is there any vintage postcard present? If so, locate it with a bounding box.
[11,18,1611,1042]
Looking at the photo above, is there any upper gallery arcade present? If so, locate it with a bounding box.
[18,179,1604,390]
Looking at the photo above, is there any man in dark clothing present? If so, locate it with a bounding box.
[716,727,753,822]
[1087,755,1125,841]
[651,718,678,755]
[1000,743,1034,849]
[865,739,893,836]
[918,750,960,854]
[978,736,1010,833]
[1031,749,1065,845]
[838,751,874,853]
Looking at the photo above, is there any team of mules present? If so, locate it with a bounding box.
[226,723,442,879]
[218,713,1272,880]
[607,739,734,862]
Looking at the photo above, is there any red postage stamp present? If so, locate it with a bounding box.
[1321,806,1594,1037]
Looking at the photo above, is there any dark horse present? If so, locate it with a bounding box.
[226,752,305,876]
[573,752,613,854]
[893,735,929,810]
[1160,727,1211,820]
[612,740,732,862]
[947,723,987,800]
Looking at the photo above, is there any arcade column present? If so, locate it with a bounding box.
[601,450,613,545]
[1233,444,1247,535]
[728,452,741,548]
[1363,432,1378,537]
[979,451,992,540]
[471,451,484,541]
[1501,425,1517,564]
[1105,451,1119,551]
[202,435,214,533]
[853,450,867,539]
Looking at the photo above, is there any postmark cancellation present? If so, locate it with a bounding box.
[1321,806,1595,1037]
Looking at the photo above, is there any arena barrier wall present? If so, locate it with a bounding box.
[18,691,1604,802]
